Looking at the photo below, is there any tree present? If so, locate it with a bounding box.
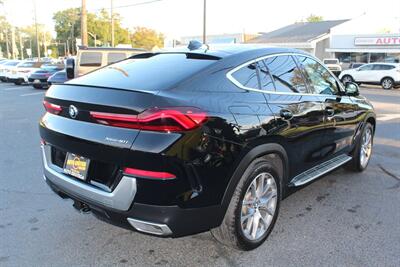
[306,14,323,22]
[20,24,53,58]
[130,27,164,50]
[53,8,130,51]
[53,8,81,54]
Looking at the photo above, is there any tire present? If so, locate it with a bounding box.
[346,122,374,172]
[211,157,281,250]
[381,77,394,90]
[341,75,354,84]
[14,80,22,85]
[33,84,42,89]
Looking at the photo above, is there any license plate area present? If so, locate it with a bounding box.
[63,153,90,180]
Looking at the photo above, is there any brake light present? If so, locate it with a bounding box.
[90,107,207,132]
[123,167,176,180]
[43,100,62,115]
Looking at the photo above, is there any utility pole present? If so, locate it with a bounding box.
[11,26,16,59]
[202,0,206,44]
[81,0,88,46]
[19,32,23,59]
[5,29,10,59]
[111,0,114,47]
[43,31,47,57]
[33,0,40,60]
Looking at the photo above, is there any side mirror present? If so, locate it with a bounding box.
[345,82,359,96]
[66,58,75,79]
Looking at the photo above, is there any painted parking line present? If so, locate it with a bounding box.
[3,86,30,91]
[20,92,45,97]
[377,114,400,121]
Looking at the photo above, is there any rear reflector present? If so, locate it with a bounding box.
[43,100,62,115]
[123,167,176,180]
[90,107,207,132]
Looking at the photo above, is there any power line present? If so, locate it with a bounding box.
[89,0,163,11]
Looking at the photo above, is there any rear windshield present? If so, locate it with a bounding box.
[107,52,127,64]
[69,53,219,91]
[41,65,64,71]
[80,52,102,67]
[18,62,36,68]
[323,60,339,64]
[5,61,19,66]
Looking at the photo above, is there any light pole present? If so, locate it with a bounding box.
[202,0,206,44]
[33,0,40,61]
[81,0,88,46]
[88,32,97,47]
[110,0,114,47]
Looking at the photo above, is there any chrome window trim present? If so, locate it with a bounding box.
[226,52,345,96]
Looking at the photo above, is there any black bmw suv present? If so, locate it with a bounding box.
[40,45,375,250]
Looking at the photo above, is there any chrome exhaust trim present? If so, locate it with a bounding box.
[127,218,172,236]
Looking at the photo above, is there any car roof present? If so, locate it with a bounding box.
[162,44,309,59]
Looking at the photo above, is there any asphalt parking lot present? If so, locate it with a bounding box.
[0,83,399,267]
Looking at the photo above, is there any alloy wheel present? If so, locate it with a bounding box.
[360,127,372,168]
[240,172,277,241]
[342,76,353,84]
[382,78,393,89]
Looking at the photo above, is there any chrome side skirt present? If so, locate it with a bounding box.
[289,154,352,187]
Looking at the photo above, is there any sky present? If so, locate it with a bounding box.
[2,0,400,38]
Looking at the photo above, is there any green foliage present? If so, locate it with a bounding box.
[130,27,164,50]
[306,14,323,23]
[53,8,130,50]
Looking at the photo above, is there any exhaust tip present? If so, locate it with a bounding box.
[73,200,91,214]
[127,218,172,236]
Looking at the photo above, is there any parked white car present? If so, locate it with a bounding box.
[8,61,44,85]
[339,63,400,90]
[0,60,21,82]
[323,58,342,75]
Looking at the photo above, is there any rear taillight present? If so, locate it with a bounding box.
[43,100,62,115]
[90,107,207,132]
[123,167,176,180]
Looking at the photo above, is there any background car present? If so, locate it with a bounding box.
[323,58,342,76]
[8,61,44,85]
[0,60,21,82]
[65,46,146,79]
[339,62,400,89]
[28,64,65,89]
[47,70,68,86]
[349,62,365,69]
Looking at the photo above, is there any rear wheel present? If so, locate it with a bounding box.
[341,75,354,84]
[14,80,22,85]
[211,157,280,250]
[33,84,43,89]
[381,77,394,90]
[346,122,373,172]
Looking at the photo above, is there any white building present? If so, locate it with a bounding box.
[249,14,400,64]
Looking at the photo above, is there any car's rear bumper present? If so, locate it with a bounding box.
[42,144,222,237]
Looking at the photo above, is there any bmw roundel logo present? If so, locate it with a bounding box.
[69,105,78,119]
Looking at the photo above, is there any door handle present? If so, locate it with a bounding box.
[280,109,293,120]
[325,107,335,117]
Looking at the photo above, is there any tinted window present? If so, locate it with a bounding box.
[323,59,339,65]
[373,64,395,70]
[18,62,36,68]
[80,52,102,67]
[69,53,219,91]
[266,55,307,93]
[297,56,339,95]
[258,59,275,91]
[359,64,373,71]
[107,53,127,64]
[232,62,260,89]
[5,61,19,66]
